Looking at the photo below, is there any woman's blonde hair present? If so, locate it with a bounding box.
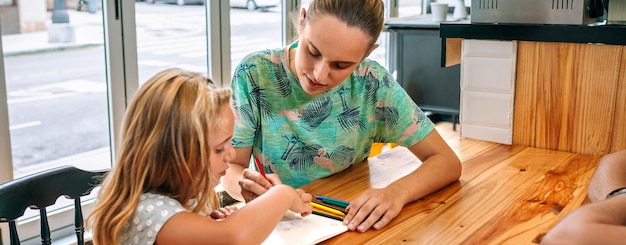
[304,0,385,46]
[88,68,232,245]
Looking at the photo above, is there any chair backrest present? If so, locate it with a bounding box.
[0,165,108,245]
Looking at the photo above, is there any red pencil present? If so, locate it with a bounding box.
[254,157,268,180]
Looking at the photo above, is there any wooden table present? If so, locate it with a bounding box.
[301,137,600,244]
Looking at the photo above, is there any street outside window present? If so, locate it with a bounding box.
[0,0,15,6]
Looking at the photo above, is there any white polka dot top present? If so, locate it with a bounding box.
[118,192,187,245]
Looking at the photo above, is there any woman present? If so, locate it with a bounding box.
[223,0,462,233]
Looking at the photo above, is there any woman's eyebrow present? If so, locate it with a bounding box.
[306,38,359,64]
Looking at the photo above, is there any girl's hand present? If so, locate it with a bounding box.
[238,169,282,203]
[292,188,313,217]
[209,205,239,220]
[342,187,405,232]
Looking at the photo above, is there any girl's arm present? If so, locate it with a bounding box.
[155,184,312,245]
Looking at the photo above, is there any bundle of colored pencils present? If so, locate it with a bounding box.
[310,196,349,221]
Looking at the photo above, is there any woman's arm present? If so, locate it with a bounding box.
[396,129,462,202]
[343,130,461,232]
[541,195,626,245]
[588,149,626,202]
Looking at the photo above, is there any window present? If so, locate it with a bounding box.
[1,0,402,243]
[0,0,124,242]
[2,2,111,179]
[0,0,14,6]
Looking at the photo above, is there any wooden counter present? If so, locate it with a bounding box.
[301,137,600,244]
[437,22,626,156]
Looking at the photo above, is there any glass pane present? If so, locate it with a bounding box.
[229,1,282,75]
[135,0,208,83]
[418,0,470,16]
[0,0,14,6]
[0,3,111,238]
[399,0,423,17]
[2,0,111,180]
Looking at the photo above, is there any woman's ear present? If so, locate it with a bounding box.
[363,44,379,60]
[298,8,306,33]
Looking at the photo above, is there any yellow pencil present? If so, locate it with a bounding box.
[311,202,345,217]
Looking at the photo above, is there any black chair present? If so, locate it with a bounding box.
[0,165,108,245]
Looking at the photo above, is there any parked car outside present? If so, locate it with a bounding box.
[230,0,281,11]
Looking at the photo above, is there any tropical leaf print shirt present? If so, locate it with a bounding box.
[230,42,435,188]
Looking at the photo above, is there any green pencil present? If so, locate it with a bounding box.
[322,199,349,209]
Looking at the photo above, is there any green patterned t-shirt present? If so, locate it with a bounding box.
[230,43,434,188]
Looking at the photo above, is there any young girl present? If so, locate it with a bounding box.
[88,68,312,245]
[224,0,462,233]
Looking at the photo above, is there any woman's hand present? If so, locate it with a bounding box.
[343,186,405,232]
[238,168,282,203]
[209,205,239,220]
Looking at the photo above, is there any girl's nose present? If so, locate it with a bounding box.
[227,145,236,161]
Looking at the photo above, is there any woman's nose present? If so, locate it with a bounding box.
[313,62,330,83]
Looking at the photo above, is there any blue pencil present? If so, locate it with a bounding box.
[315,195,350,206]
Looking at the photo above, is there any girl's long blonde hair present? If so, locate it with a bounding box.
[88,68,232,245]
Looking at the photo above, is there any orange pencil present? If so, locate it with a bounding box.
[312,211,344,221]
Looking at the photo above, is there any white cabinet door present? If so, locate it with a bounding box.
[460,40,517,144]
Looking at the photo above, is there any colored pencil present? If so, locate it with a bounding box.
[312,208,341,217]
[315,195,350,206]
[312,211,344,222]
[254,157,268,180]
[311,202,345,217]
[312,199,346,213]
[321,199,349,209]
